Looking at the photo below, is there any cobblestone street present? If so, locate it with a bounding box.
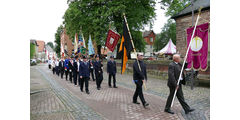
[31,63,210,120]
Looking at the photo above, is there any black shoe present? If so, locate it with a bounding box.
[185,109,195,114]
[97,88,100,90]
[86,91,90,94]
[164,109,175,114]
[80,89,83,92]
[113,86,118,88]
[109,86,112,88]
[143,102,149,108]
[133,101,140,104]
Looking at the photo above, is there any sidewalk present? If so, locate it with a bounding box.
[31,63,210,120]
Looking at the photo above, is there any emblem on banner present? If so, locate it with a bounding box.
[190,36,203,52]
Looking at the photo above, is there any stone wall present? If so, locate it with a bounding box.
[175,9,210,57]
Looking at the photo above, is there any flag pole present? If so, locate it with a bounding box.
[123,13,147,90]
[170,7,202,108]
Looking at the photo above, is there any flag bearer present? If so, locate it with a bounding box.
[132,53,149,108]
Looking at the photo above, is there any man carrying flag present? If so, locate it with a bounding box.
[133,53,149,108]
[119,16,149,108]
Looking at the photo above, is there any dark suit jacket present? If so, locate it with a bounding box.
[94,60,103,74]
[133,60,147,81]
[59,61,64,71]
[68,61,74,72]
[79,61,90,77]
[107,60,117,75]
[72,60,78,73]
[167,61,188,87]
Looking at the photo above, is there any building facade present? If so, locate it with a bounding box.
[61,29,74,57]
[36,40,46,62]
[172,0,210,57]
[143,30,156,57]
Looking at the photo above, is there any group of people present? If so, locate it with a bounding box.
[47,53,195,115]
[48,55,118,95]
[131,53,195,114]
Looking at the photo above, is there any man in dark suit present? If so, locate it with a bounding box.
[79,55,90,94]
[164,54,195,114]
[72,56,79,86]
[94,55,103,90]
[59,58,65,79]
[107,56,117,88]
[132,53,149,108]
[68,56,74,83]
[64,56,70,81]
[89,57,95,81]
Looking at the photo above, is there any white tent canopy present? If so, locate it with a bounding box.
[155,39,176,55]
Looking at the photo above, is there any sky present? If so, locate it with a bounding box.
[27,1,169,44]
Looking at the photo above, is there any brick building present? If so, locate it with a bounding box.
[61,29,74,57]
[171,0,210,56]
[143,30,156,57]
[36,40,46,61]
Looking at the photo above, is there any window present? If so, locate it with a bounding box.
[150,37,153,42]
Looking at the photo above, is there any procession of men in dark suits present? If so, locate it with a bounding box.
[49,55,109,94]
[48,53,195,114]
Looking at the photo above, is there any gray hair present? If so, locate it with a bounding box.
[173,54,180,61]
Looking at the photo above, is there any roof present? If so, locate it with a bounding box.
[143,30,155,37]
[171,0,210,19]
[36,40,45,52]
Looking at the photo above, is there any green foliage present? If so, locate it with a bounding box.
[30,43,36,59]
[47,42,54,49]
[54,25,64,58]
[63,0,156,52]
[159,0,190,17]
[154,0,190,52]
[153,19,176,51]
[132,31,146,52]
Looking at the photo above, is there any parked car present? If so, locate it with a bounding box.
[31,59,36,64]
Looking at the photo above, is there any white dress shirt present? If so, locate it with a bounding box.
[55,61,59,66]
[174,61,183,80]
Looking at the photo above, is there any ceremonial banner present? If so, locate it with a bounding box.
[88,35,95,55]
[78,33,84,53]
[118,19,133,74]
[105,29,121,52]
[74,33,78,54]
[186,23,209,71]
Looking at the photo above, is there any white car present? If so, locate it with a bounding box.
[31,59,36,64]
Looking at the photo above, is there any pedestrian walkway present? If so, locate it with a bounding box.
[30,64,210,120]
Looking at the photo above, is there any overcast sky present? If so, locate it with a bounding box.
[27,0,169,44]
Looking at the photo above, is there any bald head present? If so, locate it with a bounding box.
[173,54,181,63]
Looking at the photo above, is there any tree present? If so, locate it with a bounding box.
[153,0,190,51]
[159,0,190,17]
[30,43,36,59]
[47,42,54,49]
[63,0,156,54]
[153,19,176,51]
[54,25,64,58]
